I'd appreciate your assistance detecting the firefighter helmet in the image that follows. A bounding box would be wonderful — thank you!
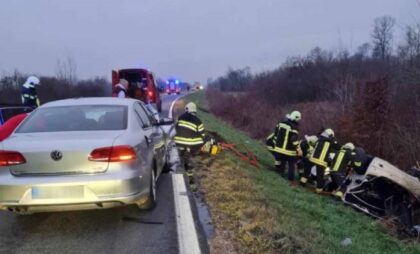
[287,110,301,122]
[185,102,197,113]
[321,128,335,138]
[343,142,355,151]
[26,76,40,86]
[305,135,318,146]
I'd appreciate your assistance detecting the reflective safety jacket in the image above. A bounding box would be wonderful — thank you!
[331,147,356,173]
[21,84,39,108]
[309,136,339,167]
[174,112,205,147]
[266,119,299,157]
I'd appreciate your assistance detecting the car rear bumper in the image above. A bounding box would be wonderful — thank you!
[0,172,149,213]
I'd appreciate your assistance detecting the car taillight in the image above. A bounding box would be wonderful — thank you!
[148,91,154,98]
[0,150,26,167]
[89,146,137,162]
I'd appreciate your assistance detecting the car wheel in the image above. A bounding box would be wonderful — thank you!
[140,170,157,210]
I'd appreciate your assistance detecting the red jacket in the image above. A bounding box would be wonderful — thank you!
[0,113,28,142]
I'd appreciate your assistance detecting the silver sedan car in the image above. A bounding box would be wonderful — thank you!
[0,98,172,214]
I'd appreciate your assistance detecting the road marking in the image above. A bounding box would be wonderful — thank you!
[168,94,185,119]
[169,93,202,254]
[172,174,201,254]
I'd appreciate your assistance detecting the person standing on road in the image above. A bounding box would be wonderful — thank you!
[21,76,41,108]
[266,111,301,184]
[174,102,206,171]
[305,128,340,193]
[115,79,129,98]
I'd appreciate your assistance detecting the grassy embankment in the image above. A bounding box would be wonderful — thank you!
[181,91,420,254]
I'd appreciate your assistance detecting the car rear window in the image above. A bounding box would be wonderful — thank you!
[16,105,128,133]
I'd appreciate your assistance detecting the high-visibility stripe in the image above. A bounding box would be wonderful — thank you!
[319,142,330,162]
[23,94,36,99]
[309,157,328,167]
[354,161,362,167]
[174,136,204,145]
[274,160,281,166]
[178,123,197,132]
[332,150,345,171]
[175,140,204,145]
[266,133,274,140]
[300,177,308,183]
[268,146,297,156]
[178,120,198,129]
[175,136,203,142]
[283,127,289,150]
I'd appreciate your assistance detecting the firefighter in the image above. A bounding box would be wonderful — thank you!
[330,142,356,198]
[21,76,40,108]
[298,135,318,184]
[266,111,301,183]
[115,79,129,98]
[174,102,206,171]
[352,147,373,175]
[306,128,339,193]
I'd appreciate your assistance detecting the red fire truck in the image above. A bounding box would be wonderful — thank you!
[112,68,162,112]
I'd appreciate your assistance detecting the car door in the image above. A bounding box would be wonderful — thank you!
[133,102,165,175]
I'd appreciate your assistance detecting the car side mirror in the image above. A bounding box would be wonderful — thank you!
[158,118,174,126]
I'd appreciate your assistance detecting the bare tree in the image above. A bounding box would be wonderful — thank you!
[398,24,420,62]
[355,43,371,59]
[55,55,78,84]
[371,16,396,60]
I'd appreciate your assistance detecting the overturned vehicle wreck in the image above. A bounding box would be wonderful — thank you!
[343,157,420,235]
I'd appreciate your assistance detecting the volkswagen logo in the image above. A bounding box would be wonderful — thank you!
[50,150,63,161]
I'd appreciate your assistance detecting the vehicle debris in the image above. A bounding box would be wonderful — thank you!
[343,158,420,236]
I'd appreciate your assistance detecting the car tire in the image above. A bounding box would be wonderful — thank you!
[140,170,157,210]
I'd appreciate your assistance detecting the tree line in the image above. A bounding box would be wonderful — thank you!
[207,16,420,169]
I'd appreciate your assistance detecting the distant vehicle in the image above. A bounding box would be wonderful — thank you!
[166,79,181,95]
[193,82,204,91]
[0,98,174,214]
[112,69,162,112]
[0,105,33,126]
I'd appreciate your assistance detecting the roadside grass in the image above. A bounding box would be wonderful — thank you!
[184,91,420,254]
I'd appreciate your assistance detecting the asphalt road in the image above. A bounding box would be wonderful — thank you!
[0,93,193,254]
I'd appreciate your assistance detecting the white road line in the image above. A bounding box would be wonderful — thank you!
[172,174,201,254]
[168,94,185,119]
[169,93,202,254]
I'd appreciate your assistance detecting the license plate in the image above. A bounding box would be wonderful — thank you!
[32,186,84,199]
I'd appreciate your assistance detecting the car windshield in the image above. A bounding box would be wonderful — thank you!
[16,105,128,133]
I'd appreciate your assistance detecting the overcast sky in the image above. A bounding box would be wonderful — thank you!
[0,0,419,83]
